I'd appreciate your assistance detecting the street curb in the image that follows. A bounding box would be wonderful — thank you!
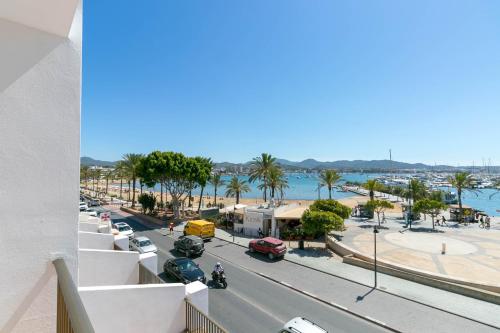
[204,247,400,333]
[214,236,500,331]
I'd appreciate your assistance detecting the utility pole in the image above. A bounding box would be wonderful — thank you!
[373,225,379,288]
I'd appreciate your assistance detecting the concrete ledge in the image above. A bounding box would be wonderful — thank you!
[327,237,500,304]
[120,207,165,227]
[343,255,500,305]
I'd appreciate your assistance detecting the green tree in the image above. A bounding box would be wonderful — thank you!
[138,193,157,215]
[194,157,213,213]
[447,172,478,222]
[301,210,344,238]
[210,173,225,206]
[121,153,144,208]
[364,179,381,201]
[309,199,351,219]
[319,170,341,200]
[407,179,428,201]
[225,176,250,204]
[249,153,277,202]
[365,200,394,226]
[114,161,127,199]
[91,168,101,197]
[414,199,447,230]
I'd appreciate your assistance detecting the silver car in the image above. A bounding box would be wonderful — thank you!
[130,236,157,254]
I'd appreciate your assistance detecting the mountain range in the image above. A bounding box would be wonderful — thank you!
[81,156,478,171]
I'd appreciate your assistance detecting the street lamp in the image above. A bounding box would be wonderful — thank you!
[373,225,379,288]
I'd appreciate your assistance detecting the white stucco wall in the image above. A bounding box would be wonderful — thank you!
[0,1,81,332]
[79,284,187,333]
[186,282,209,315]
[139,252,158,274]
[79,221,100,232]
[79,232,115,250]
[78,249,140,287]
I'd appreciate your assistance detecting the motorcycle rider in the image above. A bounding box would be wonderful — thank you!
[212,262,227,287]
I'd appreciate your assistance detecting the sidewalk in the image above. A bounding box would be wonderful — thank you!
[214,228,500,328]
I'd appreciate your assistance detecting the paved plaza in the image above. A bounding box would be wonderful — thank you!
[343,216,500,286]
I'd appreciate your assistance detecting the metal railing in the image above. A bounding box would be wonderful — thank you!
[185,299,227,333]
[139,262,164,284]
[53,258,94,333]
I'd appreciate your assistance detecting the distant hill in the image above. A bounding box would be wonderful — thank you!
[81,157,117,167]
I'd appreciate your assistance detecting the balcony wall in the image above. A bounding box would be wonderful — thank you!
[79,249,139,287]
[79,284,186,333]
[79,231,115,250]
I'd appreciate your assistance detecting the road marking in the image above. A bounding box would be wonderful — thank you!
[364,316,387,326]
[223,286,287,324]
[302,291,318,298]
[280,281,292,287]
[330,302,348,311]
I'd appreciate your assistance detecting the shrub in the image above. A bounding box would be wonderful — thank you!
[309,199,351,219]
[138,193,156,215]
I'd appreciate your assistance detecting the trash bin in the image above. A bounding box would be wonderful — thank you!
[298,239,304,250]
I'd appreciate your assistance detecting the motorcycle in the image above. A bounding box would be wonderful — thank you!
[211,270,227,289]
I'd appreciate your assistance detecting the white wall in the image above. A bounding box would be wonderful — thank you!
[186,282,209,315]
[79,284,187,333]
[79,232,115,250]
[79,222,100,233]
[140,252,158,274]
[0,2,81,332]
[79,249,139,287]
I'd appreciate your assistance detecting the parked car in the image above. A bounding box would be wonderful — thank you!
[163,257,206,284]
[279,317,328,333]
[130,236,157,253]
[79,202,88,211]
[248,237,286,260]
[84,209,98,217]
[113,222,135,239]
[174,235,204,257]
[88,199,100,207]
[183,220,215,240]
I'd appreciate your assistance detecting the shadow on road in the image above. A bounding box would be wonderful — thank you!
[288,247,334,259]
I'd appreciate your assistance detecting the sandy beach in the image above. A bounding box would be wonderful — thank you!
[82,181,403,213]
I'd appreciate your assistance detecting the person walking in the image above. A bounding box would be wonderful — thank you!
[169,222,174,235]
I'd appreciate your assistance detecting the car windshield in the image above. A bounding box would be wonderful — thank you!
[139,240,152,247]
[118,226,131,232]
[177,261,198,272]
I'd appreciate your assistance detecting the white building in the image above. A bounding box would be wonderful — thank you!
[0,2,214,332]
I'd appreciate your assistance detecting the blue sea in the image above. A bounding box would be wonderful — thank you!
[140,172,500,216]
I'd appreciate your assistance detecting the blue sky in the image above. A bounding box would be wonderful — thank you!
[82,1,500,165]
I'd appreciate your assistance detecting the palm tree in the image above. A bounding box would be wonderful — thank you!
[225,176,250,204]
[92,168,101,197]
[114,161,126,199]
[319,169,341,199]
[448,172,478,222]
[80,165,90,189]
[103,168,114,195]
[407,179,428,202]
[266,167,288,199]
[249,153,277,202]
[121,153,144,208]
[210,173,225,206]
[364,179,380,201]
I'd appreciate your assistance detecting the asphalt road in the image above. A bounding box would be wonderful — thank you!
[104,208,390,333]
[100,206,499,333]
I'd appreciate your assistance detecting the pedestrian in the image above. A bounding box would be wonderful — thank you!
[169,222,174,235]
[258,227,263,238]
[382,212,386,223]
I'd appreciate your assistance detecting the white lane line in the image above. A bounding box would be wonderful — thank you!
[330,302,348,311]
[223,286,288,324]
[364,316,387,326]
[302,291,318,298]
[280,281,292,287]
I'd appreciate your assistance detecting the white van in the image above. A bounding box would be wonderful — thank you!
[280,317,328,333]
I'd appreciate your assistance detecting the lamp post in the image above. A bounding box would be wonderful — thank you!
[233,204,236,243]
[373,225,379,288]
[408,182,413,229]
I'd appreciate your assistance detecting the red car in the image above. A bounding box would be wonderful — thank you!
[248,237,287,260]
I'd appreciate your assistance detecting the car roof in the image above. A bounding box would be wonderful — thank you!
[283,317,328,333]
[262,237,282,245]
[185,235,203,241]
[172,257,192,264]
[135,236,149,242]
[114,222,127,226]
[187,220,213,226]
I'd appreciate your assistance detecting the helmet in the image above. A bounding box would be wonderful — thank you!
[216,262,221,267]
